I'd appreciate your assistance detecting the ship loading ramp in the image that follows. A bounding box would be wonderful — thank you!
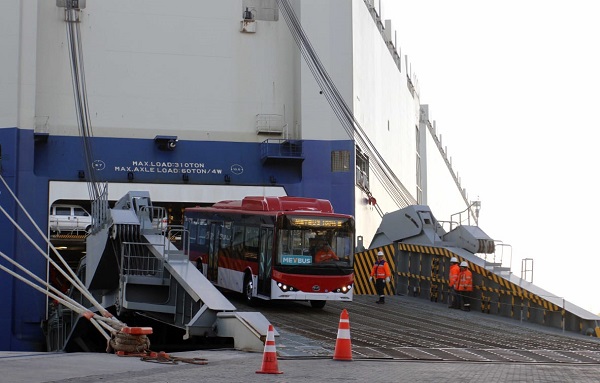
[46,191,273,353]
[354,205,600,336]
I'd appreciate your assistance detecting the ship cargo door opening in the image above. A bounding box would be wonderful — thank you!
[258,226,274,297]
[46,180,287,283]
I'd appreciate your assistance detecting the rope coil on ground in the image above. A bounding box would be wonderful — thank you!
[107,326,208,365]
[107,330,151,354]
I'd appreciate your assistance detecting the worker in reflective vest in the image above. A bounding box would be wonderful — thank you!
[369,251,392,304]
[314,242,339,263]
[456,261,473,311]
[448,257,460,309]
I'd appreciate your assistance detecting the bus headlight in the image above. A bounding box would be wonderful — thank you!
[334,284,353,294]
[277,282,297,292]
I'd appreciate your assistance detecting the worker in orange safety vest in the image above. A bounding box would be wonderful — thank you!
[369,251,392,304]
[314,242,339,263]
[456,261,473,311]
[448,257,460,309]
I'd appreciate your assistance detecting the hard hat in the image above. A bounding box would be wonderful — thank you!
[460,261,468,268]
[377,251,384,257]
[450,257,458,263]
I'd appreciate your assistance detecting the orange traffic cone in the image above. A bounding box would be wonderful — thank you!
[256,324,283,374]
[333,308,352,361]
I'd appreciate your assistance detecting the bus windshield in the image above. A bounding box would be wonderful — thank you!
[277,215,354,267]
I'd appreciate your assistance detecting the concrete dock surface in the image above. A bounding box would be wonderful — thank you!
[3,348,600,383]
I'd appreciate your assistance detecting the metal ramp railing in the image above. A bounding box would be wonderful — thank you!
[353,241,600,336]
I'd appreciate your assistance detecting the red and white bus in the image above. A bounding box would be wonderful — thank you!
[183,196,354,308]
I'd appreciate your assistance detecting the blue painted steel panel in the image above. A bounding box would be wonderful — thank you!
[33,135,355,214]
[1,128,48,351]
[1,131,356,351]
[0,128,19,351]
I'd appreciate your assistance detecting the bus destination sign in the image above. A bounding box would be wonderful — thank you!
[288,216,345,228]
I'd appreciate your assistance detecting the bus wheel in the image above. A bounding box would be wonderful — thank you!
[243,274,255,305]
[310,300,326,309]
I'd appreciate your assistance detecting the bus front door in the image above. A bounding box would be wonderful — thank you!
[207,222,221,283]
[257,227,273,297]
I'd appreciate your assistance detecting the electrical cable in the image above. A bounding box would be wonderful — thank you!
[65,7,102,202]
[278,0,417,210]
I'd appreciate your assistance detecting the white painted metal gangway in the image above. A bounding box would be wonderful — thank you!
[362,205,600,336]
[46,190,273,352]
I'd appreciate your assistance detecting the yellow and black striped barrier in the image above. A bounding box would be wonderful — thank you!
[354,245,395,296]
[353,242,600,337]
[352,243,600,333]
[354,242,561,312]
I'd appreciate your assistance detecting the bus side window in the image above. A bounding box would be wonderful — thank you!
[244,226,259,261]
[194,222,208,260]
[232,225,245,259]
[220,223,232,249]
[197,225,207,245]
[189,221,198,244]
